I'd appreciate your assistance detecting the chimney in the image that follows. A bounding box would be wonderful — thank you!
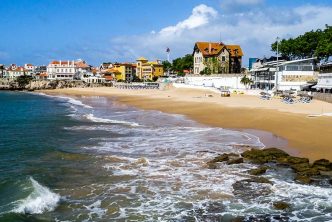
[209,42,211,54]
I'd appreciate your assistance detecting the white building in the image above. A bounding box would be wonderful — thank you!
[313,62,332,93]
[251,57,316,91]
[47,60,76,80]
[276,58,316,91]
[4,64,26,79]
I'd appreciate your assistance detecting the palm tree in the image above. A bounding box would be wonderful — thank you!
[240,75,253,89]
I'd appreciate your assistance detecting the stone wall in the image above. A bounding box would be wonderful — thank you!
[313,92,332,103]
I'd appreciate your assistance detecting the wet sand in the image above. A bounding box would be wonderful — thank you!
[40,87,332,161]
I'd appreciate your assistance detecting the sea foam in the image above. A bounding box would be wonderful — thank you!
[12,177,60,214]
[85,114,139,127]
[35,93,92,109]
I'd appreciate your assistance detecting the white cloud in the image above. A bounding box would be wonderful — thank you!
[159,4,217,36]
[109,4,332,66]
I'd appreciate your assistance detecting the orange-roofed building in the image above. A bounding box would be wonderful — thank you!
[47,60,76,80]
[193,42,243,74]
[5,64,28,79]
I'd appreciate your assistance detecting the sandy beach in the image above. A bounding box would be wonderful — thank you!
[41,86,332,161]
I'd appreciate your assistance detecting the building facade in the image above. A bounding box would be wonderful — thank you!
[193,42,243,75]
[47,60,76,80]
[313,62,332,93]
[136,57,163,80]
[113,63,135,82]
[4,64,27,79]
[251,57,316,91]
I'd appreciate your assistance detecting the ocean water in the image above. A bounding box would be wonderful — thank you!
[0,91,331,222]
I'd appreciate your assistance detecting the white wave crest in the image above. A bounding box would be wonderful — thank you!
[12,177,60,214]
[35,93,92,109]
[85,114,139,127]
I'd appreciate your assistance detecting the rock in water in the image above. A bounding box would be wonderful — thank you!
[248,166,269,175]
[273,201,291,211]
[227,157,243,165]
[232,177,272,199]
[312,159,332,171]
[241,148,289,164]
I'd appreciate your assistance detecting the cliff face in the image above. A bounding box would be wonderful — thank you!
[0,79,111,90]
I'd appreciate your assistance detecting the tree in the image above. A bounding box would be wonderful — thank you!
[240,75,253,89]
[271,25,332,60]
[16,75,33,89]
[162,60,172,72]
[172,54,193,74]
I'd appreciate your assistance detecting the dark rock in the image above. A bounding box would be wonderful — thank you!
[241,148,289,164]
[210,153,230,163]
[248,166,269,175]
[273,201,291,210]
[227,157,243,165]
[312,159,332,171]
[296,167,320,176]
[277,156,309,165]
[232,177,272,199]
[207,162,217,169]
[295,175,312,184]
[313,159,330,167]
[290,162,311,172]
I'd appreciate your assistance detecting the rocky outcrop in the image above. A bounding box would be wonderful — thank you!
[247,166,269,176]
[232,177,273,199]
[208,147,332,186]
[0,79,111,91]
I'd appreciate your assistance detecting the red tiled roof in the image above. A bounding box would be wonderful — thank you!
[195,42,226,56]
[195,42,244,57]
[50,60,73,65]
[226,45,244,57]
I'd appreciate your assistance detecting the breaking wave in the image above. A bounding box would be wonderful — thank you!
[84,113,139,127]
[12,177,60,214]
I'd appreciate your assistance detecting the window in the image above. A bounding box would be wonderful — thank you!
[222,56,226,62]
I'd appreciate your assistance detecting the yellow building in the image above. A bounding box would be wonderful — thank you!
[112,63,135,81]
[136,57,164,80]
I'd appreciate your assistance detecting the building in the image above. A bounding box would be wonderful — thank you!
[250,57,287,90]
[251,57,316,91]
[193,42,243,75]
[276,58,316,91]
[74,60,91,80]
[248,58,258,71]
[0,64,5,78]
[313,62,332,93]
[47,60,76,80]
[4,64,27,79]
[112,63,135,82]
[136,57,163,80]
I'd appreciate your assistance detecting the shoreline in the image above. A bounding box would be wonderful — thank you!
[38,87,332,161]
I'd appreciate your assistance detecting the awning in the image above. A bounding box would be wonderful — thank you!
[312,85,332,89]
[251,68,269,72]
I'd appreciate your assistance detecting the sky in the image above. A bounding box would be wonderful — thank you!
[0,0,331,66]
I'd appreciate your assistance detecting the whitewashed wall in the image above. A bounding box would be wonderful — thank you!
[182,75,247,90]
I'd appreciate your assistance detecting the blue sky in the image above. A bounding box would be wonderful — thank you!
[0,0,331,66]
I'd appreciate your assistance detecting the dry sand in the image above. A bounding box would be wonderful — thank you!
[40,86,332,161]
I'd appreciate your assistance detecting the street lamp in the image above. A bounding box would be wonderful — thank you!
[275,37,280,91]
